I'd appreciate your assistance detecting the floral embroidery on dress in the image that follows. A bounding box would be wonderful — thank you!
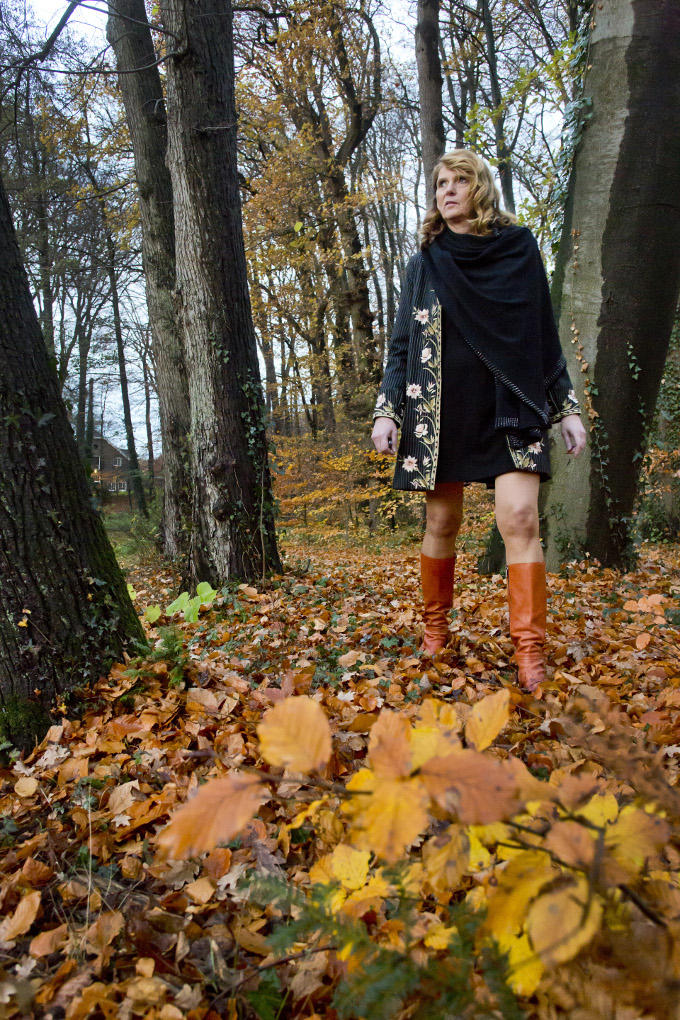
[506,432,547,471]
[405,303,442,490]
[402,455,418,472]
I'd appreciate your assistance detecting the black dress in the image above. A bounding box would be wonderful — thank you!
[435,303,551,488]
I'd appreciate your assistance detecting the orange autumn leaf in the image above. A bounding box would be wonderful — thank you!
[85,910,125,956]
[420,750,521,823]
[465,690,510,751]
[30,923,69,958]
[636,632,652,650]
[257,695,331,772]
[368,710,411,778]
[157,774,265,858]
[0,890,41,943]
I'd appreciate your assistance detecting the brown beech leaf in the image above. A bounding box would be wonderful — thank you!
[257,695,331,772]
[30,923,69,958]
[157,774,265,858]
[368,710,411,778]
[419,750,521,823]
[0,889,41,943]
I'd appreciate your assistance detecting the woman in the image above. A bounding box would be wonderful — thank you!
[371,150,586,692]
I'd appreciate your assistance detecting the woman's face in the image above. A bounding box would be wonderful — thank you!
[436,167,473,232]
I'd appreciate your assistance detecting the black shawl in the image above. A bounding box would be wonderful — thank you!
[423,224,565,437]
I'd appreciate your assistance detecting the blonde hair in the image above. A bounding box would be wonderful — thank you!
[419,149,516,249]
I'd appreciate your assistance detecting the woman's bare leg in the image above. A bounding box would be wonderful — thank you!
[494,471,545,692]
[423,481,464,558]
[419,482,464,653]
[494,472,542,563]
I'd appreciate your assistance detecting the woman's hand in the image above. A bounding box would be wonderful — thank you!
[372,416,398,456]
[560,414,586,456]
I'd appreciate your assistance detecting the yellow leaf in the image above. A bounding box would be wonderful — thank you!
[409,725,461,769]
[157,774,265,858]
[329,844,371,890]
[526,877,602,964]
[257,696,331,772]
[368,711,411,778]
[0,890,41,943]
[424,922,457,950]
[347,775,429,863]
[576,793,618,828]
[30,922,68,958]
[342,872,393,918]
[14,776,38,798]
[484,852,555,947]
[505,932,545,997]
[604,806,669,879]
[465,690,510,751]
[422,825,469,901]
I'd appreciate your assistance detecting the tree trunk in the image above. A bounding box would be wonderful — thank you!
[0,173,144,750]
[104,228,149,518]
[107,0,192,558]
[159,0,280,583]
[85,377,94,470]
[142,346,156,495]
[543,0,680,568]
[480,0,516,213]
[416,0,446,205]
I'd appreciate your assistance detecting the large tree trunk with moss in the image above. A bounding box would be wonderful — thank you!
[159,0,280,583]
[543,0,680,568]
[0,174,145,750]
[107,0,192,559]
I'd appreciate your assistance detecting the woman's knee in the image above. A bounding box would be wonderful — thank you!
[496,502,539,542]
[425,501,463,540]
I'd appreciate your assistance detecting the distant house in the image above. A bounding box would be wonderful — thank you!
[91,431,130,494]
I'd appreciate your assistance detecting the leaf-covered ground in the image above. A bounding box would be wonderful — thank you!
[1,528,680,1019]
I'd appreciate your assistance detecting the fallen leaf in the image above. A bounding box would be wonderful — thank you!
[257,695,332,772]
[158,773,265,858]
[14,776,38,798]
[465,689,510,751]
[0,890,41,943]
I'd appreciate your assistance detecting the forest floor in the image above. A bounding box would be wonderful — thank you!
[1,508,680,1019]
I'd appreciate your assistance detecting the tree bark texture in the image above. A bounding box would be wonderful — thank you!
[416,0,445,206]
[0,174,144,749]
[544,0,680,568]
[107,0,192,558]
[159,0,280,584]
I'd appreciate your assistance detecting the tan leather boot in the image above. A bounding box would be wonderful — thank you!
[507,561,546,692]
[420,552,456,654]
